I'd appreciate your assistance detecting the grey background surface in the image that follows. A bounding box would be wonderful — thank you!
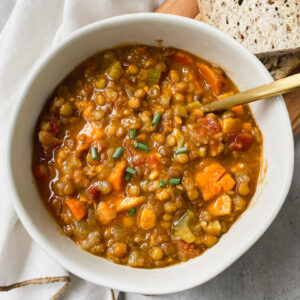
[1,1,299,299]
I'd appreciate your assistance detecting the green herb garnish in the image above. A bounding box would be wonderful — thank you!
[112,147,124,159]
[91,147,98,160]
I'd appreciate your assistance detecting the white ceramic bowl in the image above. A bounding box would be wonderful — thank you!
[6,13,294,294]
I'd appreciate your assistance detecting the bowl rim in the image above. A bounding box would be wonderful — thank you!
[5,12,294,294]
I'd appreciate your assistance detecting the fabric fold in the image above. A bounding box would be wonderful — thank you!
[0,0,163,299]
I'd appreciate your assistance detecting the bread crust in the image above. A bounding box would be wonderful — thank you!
[197,0,300,56]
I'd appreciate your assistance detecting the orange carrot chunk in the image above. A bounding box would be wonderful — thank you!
[139,204,156,230]
[66,199,87,221]
[98,201,117,224]
[231,105,244,116]
[172,50,194,66]
[207,194,232,216]
[75,122,103,152]
[221,118,242,134]
[195,163,235,201]
[197,63,225,96]
[108,160,127,191]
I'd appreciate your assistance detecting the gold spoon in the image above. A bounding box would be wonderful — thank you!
[202,73,300,113]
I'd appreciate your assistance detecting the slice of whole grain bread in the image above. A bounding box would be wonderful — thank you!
[197,0,300,56]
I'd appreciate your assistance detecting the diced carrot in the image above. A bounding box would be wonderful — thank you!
[172,50,194,66]
[243,122,252,132]
[116,196,145,212]
[207,194,232,216]
[122,215,135,227]
[197,63,225,96]
[75,122,103,152]
[66,199,87,221]
[98,201,116,224]
[138,204,156,230]
[231,105,244,116]
[108,160,127,191]
[195,163,235,201]
[196,163,225,185]
[221,118,242,134]
[218,174,236,192]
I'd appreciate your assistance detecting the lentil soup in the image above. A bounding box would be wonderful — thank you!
[32,45,262,268]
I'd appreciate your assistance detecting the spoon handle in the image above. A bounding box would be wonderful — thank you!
[203,73,300,112]
[156,0,300,136]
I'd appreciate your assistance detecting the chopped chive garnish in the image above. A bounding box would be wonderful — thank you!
[91,147,98,160]
[128,208,136,215]
[152,113,161,127]
[129,128,136,139]
[125,173,131,181]
[169,178,181,185]
[112,147,124,159]
[175,147,188,154]
[160,179,167,188]
[126,166,137,175]
[134,142,149,152]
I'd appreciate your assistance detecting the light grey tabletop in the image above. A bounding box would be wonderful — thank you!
[1,1,299,299]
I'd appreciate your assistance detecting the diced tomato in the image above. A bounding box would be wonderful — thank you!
[131,154,146,166]
[49,117,60,135]
[124,140,146,166]
[223,133,236,143]
[229,132,254,151]
[229,139,243,151]
[120,76,130,86]
[197,116,221,136]
[84,84,91,97]
[146,153,162,170]
[172,51,194,66]
[87,185,100,200]
[176,240,201,261]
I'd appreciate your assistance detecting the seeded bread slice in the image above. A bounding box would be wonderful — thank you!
[197,0,300,56]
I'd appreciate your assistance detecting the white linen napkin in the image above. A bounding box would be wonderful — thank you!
[0,1,163,299]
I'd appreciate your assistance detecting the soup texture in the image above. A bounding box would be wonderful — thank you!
[32,45,262,268]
